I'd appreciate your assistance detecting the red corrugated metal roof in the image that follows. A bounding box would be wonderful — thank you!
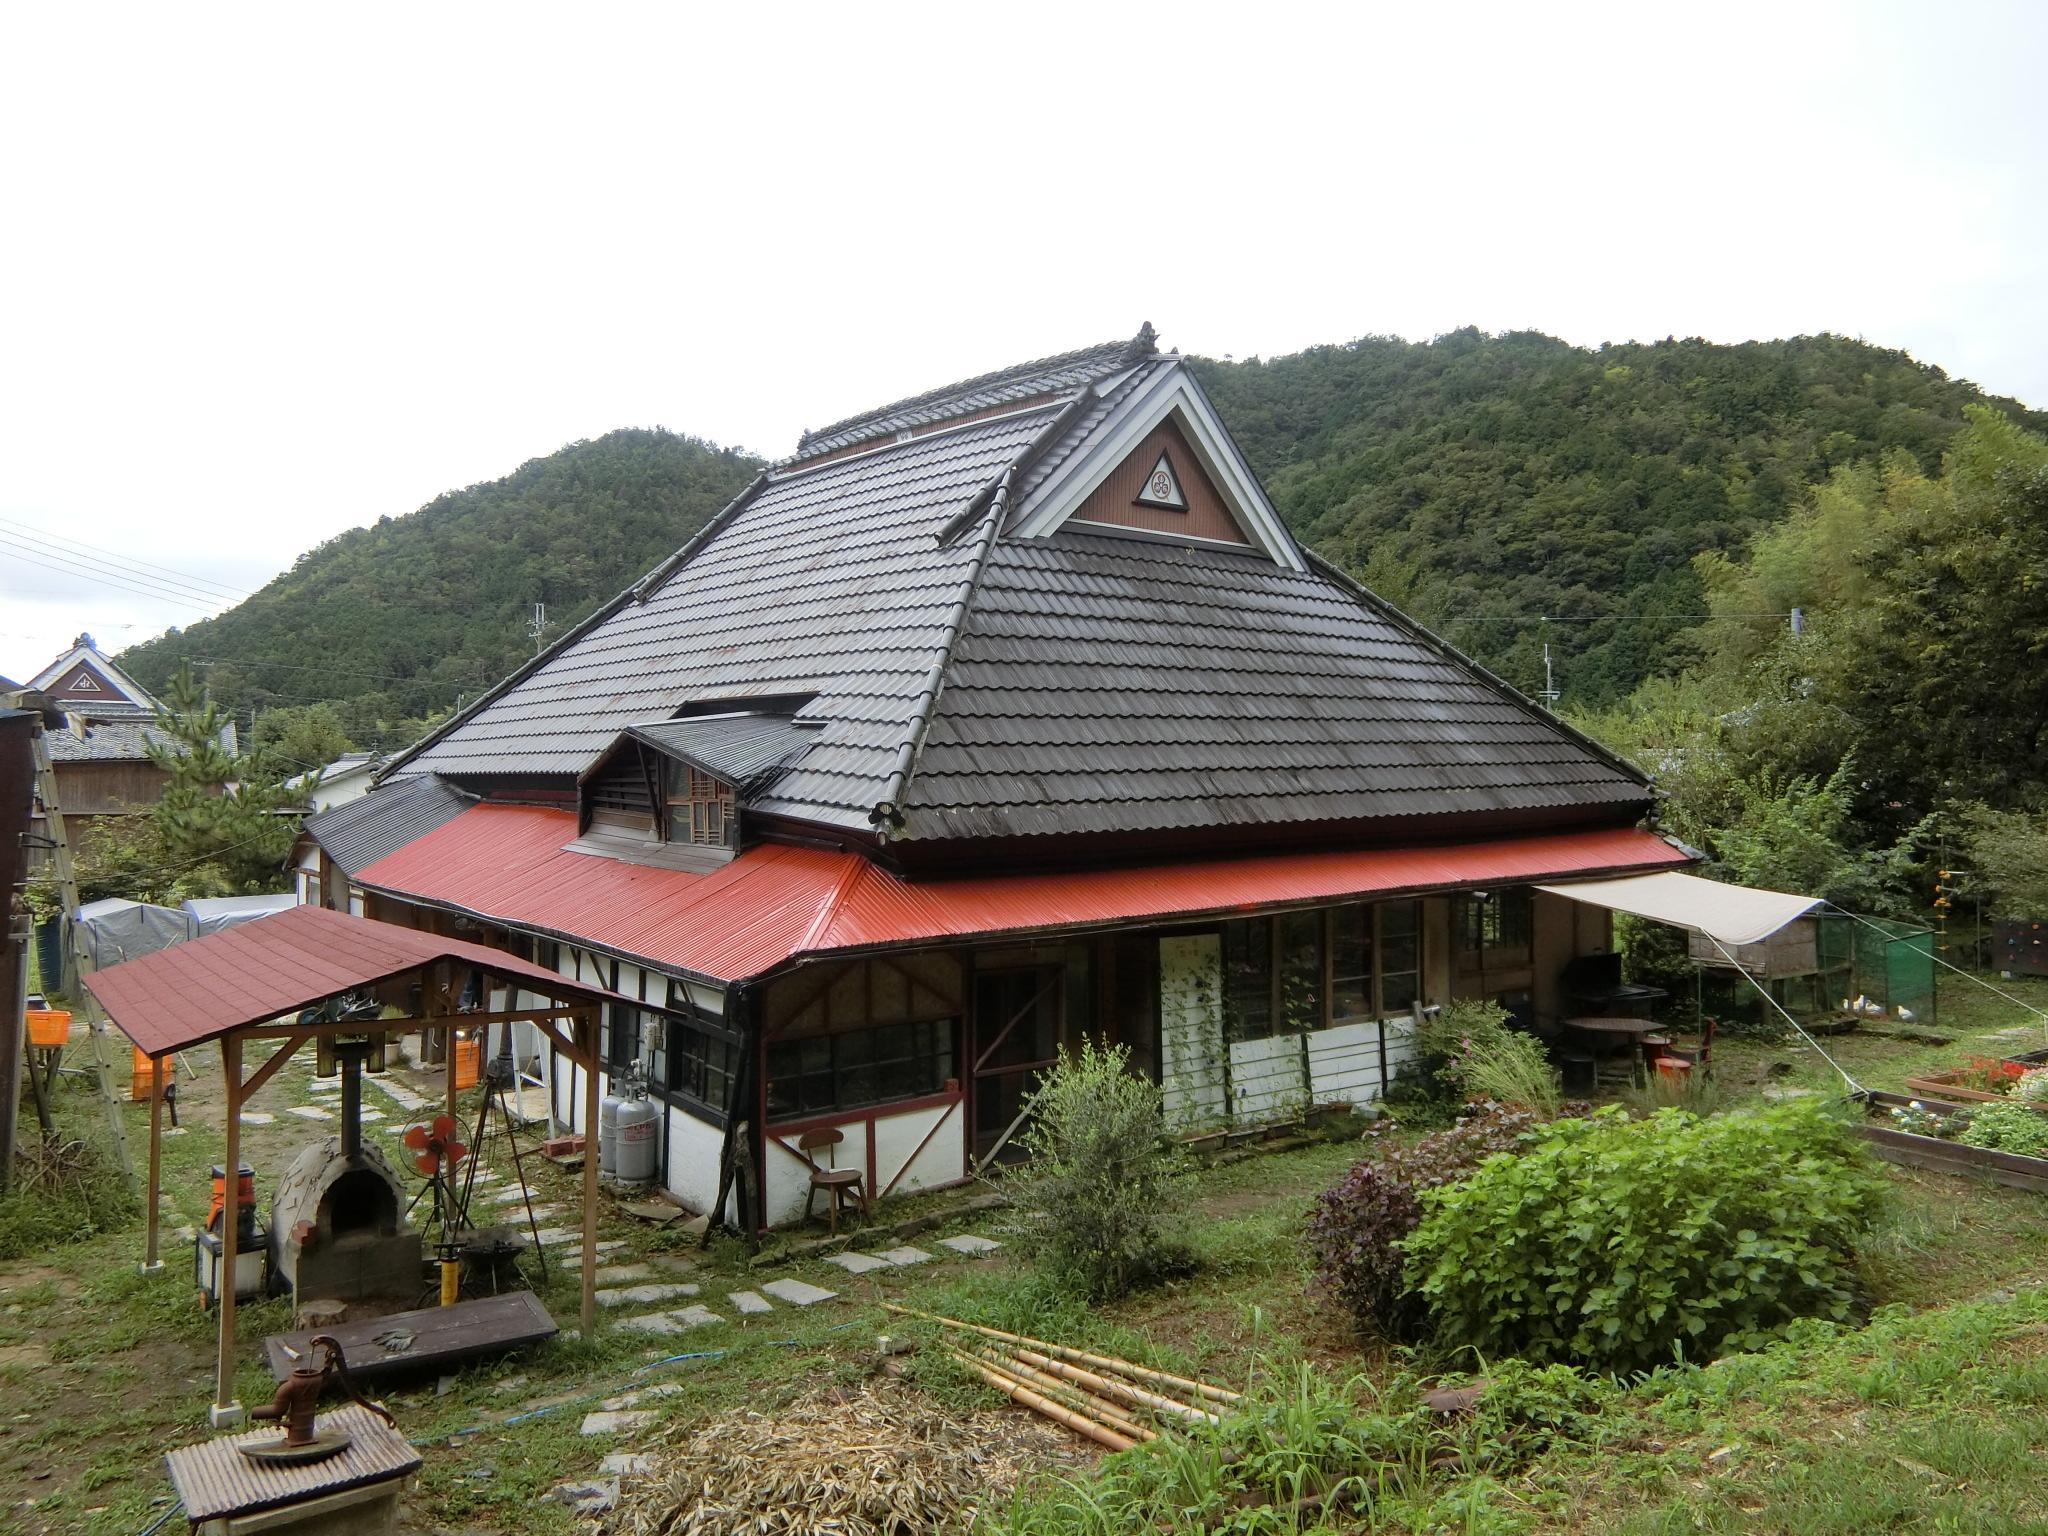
[355,804,1687,985]
[84,902,627,1057]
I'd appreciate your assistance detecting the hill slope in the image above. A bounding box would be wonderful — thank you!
[1192,329,2046,701]
[119,429,762,740]
[121,333,2043,737]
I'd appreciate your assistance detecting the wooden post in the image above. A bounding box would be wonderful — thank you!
[580,1006,599,1340]
[440,971,458,1123]
[143,1054,165,1272]
[213,1033,243,1425]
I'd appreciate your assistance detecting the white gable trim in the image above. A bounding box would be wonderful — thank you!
[1010,360,1306,571]
[27,644,158,708]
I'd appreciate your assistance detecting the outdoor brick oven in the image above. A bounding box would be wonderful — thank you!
[268,1043,422,1301]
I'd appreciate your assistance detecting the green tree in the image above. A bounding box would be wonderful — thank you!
[146,664,303,894]
[249,702,353,784]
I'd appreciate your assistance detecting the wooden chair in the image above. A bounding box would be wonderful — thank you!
[798,1127,867,1235]
[1653,1017,1718,1081]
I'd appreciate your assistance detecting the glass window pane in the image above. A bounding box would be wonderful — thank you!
[1222,918,1273,1042]
[1279,910,1324,1034]
[1331,904,1371,1021]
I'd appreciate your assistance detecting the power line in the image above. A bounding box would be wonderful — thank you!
[0,527,247,610]
[0,540,230,615]
[0,513,254,600]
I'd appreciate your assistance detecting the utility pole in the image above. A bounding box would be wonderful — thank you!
[528,602,549,656]
[1537,625,1560,710]
[28,724,136,1189]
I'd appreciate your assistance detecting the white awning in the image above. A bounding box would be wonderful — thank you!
[1535,869,1823,950]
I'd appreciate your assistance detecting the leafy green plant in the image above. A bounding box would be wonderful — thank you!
[1404,1102,1888,1372]
[2013,1068,2048,1105]
[1003,1041,1193,1301]
[1957,1101,2048,1157]
[1414,998,1560,1115]
[1307,1104,1542,1338]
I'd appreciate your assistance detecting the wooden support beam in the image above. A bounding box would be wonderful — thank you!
[240,1035,307,1102]
[143,1054,164,1272]
[214,1034,243,1421]
[579,1007,599,1340]
[528,1014,594,1072]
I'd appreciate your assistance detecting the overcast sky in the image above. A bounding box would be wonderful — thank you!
[4,1,2043,684]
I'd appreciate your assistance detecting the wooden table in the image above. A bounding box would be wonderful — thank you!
[1564,1016,1666,1046]
[265,1290,556,1385]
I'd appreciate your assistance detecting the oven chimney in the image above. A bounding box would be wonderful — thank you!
[336,1039,371,1160]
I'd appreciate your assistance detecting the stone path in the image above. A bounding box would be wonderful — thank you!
[616,1304,724,1336]
[938,1234,1000,1256]
[285,1105,334,1121]
[365,1074,429,1113]
[239,1110,274,1125]
[596,1282,699,1309]
[728,1290,773,1316]
[579,1408,656,1435]
[594,1263,655,1285]
[759,1277,838,1307]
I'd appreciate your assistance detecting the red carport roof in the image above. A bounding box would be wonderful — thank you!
[83,901,626,1057]
[353,803,1688,986]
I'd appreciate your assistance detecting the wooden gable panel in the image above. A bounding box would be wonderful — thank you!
[1068,418,1247,546]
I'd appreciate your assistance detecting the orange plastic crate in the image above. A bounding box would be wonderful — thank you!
[130,1046,163,1102]
[25,1010,71,1049]
[452,1036,481,1091]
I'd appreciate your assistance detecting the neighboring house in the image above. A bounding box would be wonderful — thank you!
[290,751,383,814]
[302,326,1686,1230]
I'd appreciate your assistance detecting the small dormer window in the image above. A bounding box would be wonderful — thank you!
[669,762,736,849]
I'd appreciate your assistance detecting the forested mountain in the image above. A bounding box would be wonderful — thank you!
[119,430,762,745]
[119,332,2043,746]
[1191,330,2046,702]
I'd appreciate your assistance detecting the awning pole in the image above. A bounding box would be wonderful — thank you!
[1703,933,1863,1093]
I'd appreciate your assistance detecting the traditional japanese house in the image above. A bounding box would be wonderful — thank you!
[302,326,1686,1228]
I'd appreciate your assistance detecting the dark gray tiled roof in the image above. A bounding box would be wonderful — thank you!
[891,531,1649,841]
[793,329,1151,460]
[403,409,1059,829]
[626,714,824,794]
[306,775,473,877]
[44,718,176,763]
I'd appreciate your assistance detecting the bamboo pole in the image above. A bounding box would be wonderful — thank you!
[1009,1345,1220,1425]
[973,1350,1157,1442]
[950,1350,1137,1452]
[884,1304,1241,1405]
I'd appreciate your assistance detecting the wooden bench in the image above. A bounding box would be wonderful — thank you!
[264,1290,556,1385]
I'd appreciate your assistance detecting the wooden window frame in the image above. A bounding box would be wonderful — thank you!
[1453,888,1534,975]
[1221,899,1425,1040]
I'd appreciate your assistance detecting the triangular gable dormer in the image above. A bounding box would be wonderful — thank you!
[1009,359,1306,570]
[27,639,160,711]
[65,670,104,693]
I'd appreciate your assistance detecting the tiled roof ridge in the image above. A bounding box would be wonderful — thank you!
[793,324,1158,460]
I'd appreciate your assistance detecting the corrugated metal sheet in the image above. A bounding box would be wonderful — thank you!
[627,714,824,793]
[164,1403,421,1521]
[354,802,1686,984]
[305,774,473,876]
[84,902,630,1057]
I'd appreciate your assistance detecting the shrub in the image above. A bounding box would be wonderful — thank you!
[1957,1101,2048,1157]
[1308,1104,1542,1337]
[1414,998,1561,1115]
[1005,1041,1191,1301]
[1404,1101,1887,1372]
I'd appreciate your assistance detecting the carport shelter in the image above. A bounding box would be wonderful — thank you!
[83,902,630,1425]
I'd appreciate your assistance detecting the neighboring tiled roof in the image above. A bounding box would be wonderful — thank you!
[792,328,1153,461]
[625,714,824,794]
[44,717,176,763]
[304,774,473,876]
[355,800,1686,984]
[891,531,1649,841]
[401,408,1060,828]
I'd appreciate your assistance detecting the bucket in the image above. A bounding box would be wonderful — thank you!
[26,1009,71,1049]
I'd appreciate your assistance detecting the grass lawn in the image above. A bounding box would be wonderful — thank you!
[4,968,2048,1534]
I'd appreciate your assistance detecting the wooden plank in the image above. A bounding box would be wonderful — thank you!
[263,1291,557,1384]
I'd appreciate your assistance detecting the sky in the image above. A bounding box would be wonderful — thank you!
[3,1,2044,684]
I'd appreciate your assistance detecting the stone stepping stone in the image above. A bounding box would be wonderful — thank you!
[493,1186,541,1205]
[239,1111,275,1125]
[615,1304,724,1336]
[579,1409,656,1435]
[358,1109,385,1123]
[728,1290,773,1316]
[285,1105,334,1121]
[938,1235,1001,1257]
[760,1277,837,1307]
[530,1227,577,1246]
[647,1255,696,1276]
[825,1251,893,1274]
[600,1384,683,1410]
[365,1076,428,1111]
[559,1241,628,1264]
[877,1246,934,1266]
[600,1452,651,1478]
[308,1077,340,1092]
[595,1263,655,1285]
[596,1283,699,1309]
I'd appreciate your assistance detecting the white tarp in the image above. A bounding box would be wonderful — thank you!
[1535,870,1822,950]
[180,893,296,939]
[70,897,186,970]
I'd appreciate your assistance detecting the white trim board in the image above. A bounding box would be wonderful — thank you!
[1008,360,1306,571]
